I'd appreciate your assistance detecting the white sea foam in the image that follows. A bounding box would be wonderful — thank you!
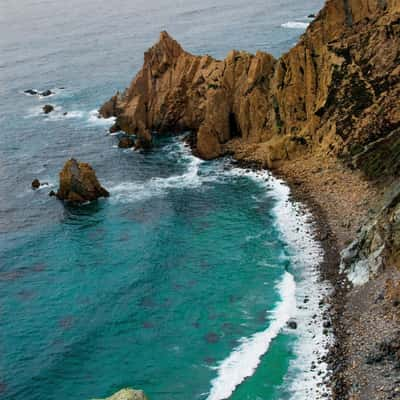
[204,166,332,400]
[106,141,332,398]
[206,272,296,400]
[281,21,310,29]
[108,143,208,204]
[87,109,116,126]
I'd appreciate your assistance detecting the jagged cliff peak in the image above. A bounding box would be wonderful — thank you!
[100,0,400,174]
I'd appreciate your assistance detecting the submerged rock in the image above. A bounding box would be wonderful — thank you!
[24,89,38,95]
[287,320,298,329]
[134,130,152,150]
[43,104,54,114]
[41,89,53,97]
[92,388,148,400]
[31,179,40,189]
[118,136,134,148]
[56,158,109,203]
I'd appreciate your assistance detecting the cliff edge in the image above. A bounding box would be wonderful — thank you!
[100,0,399,175]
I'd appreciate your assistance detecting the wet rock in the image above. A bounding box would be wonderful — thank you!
[308,13,316,18]
[134,130,152,150]
[118,136,134,148]
[91,388,148,400]
[63,112,68,116]
[49,190,56,197]
[31,179,40,189]
[42,104,54,114]
[323,320,332,329]
[56,158,109,203]
[40,90,53,97]
[109,122,121,133]
[24,89,38,95]
[287,320,298,329]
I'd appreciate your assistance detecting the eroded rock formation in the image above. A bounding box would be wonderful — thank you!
[92,388,148,400]
[100,0,399,170]
[56,159,109,203]
[94,388,147,400]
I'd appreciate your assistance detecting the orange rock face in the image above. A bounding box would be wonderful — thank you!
[101,0,400,174]
[57,159,110,203]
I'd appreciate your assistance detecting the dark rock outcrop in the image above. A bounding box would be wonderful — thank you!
[56,159,109,203]
[41,90,53,97]
[43,104,54,114]
[24,89,38,95]
[341,185,400,285]
[118,136,135,148]
[31,179,40,189]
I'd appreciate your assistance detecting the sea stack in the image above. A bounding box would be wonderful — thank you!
[56,158,109,203]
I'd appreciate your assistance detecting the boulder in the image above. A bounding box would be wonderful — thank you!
[31,179,40,189]
[43,105,54,114]
[118,136,135,148]
[287,320,298,329]
[24,89,38,95]
[56,159,109,203]
[134,130,152,150]
[92,388,148,400]
[40,90,53,97]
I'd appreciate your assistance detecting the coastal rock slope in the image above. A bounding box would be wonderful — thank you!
[101,0,399,173]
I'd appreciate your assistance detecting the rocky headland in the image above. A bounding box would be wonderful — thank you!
[100,0,400,398]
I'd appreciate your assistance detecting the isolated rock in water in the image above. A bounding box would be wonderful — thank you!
[56,158,109,203]
[118,136,135,148]
[92,388,149,400]
[287,320,298,329]
[41,90,53,97]
[308,14,316,18]
[31,179,40,189]
[24,89,38,95]
[43,104,54,114]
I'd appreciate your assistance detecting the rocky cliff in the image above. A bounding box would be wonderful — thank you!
[100,0,399,172]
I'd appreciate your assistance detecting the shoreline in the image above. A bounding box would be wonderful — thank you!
[232,153,382,399]
[273,167,348,399]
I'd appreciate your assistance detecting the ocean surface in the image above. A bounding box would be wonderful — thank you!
[0,1,330,399]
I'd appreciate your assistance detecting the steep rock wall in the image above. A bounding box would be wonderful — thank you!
[100,0,400,170]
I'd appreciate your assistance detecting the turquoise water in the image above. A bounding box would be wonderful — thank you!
[0,1,328,399]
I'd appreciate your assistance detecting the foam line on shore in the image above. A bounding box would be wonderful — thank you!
[281,21,310,29]
[203,165,332,399]
[206,271,296,400]
[240,168,332,399]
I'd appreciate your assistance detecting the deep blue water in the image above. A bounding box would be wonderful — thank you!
[0,1,328,399]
